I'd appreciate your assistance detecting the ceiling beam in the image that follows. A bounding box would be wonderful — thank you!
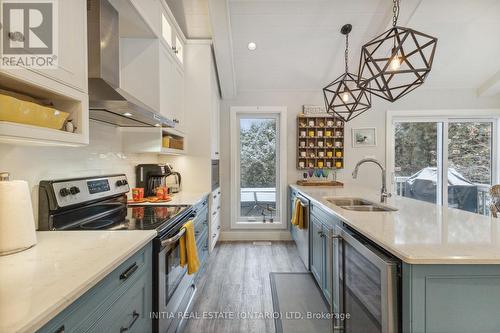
[478,70,500,97]
[208,0,237,99]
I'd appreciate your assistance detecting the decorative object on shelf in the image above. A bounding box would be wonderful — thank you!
[336,151,343,158]
[64,119,76,133]
[296,115,344,170]
[323,24,372,122]
[352,128,377,147]
[303,105,327,115]
[300,130,306,137]
[308,130,315,137]
[357,0,438,102]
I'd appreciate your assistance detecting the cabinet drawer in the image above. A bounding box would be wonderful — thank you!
[83,270,151,333]
[38,244,152,333]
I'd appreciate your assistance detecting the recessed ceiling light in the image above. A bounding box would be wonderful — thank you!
[154,123,161,127]
[247,42,257,51]
[123,112,133,117]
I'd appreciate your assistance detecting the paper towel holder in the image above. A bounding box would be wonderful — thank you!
[0,172,9,181]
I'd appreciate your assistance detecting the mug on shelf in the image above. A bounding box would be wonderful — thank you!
[317,130,323,137]
[299,161,305,168]
[308,120,315,127]
[325,130,332,137]
[318,161,324,168]
[327,151,333,157]
[308,130,315,137]
[300,130,306,137]
[300,141,306,147]
[318,151,325,157]
[336,151,342,158]
[318,141,324,147]
[327,120,334,127]
[300,151,307,157]
[335,161,342,168]
[326,161,332,168]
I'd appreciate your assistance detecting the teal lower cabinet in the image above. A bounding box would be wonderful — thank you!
[309,202,341,305]
[38,243,153,333]
[402,263,500,333]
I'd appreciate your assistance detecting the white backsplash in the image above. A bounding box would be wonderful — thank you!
[0,121,159,227]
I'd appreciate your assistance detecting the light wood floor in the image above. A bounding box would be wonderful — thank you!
[184,241,307,333]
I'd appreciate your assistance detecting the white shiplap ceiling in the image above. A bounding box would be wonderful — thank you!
[222,0,500,94]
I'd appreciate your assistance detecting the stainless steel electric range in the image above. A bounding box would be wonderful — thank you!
[38,174,198,333]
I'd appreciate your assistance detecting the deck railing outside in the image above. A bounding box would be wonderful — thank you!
[394,176,491,216]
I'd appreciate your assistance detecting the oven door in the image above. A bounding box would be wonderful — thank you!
[157,222,197,333]
[333,225,399,333]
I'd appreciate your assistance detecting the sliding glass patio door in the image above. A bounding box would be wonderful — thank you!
[391,118,495,215]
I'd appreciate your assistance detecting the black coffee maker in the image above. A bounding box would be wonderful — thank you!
[136,164,182,196]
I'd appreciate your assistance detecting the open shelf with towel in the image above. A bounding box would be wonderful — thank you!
[0,72,89,146]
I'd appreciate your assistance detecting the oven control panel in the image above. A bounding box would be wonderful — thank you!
[51,175,129,208]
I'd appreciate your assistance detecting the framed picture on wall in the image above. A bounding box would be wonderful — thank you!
[352,128,377,147]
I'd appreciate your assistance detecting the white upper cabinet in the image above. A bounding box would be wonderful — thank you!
[35,0,88,92]
[174,36,184,64]
[161,13,173,47]
[130,0,161,36]
[211,63,221,159]
[172,64,185,131]
[0,0,89,146]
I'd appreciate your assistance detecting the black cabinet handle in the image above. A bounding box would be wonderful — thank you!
[120,311,140,332]
[213,194,217,199]
[120,263,138,281]
[54,325,65,333]
[217,225,221,230]
[212,211,217,216]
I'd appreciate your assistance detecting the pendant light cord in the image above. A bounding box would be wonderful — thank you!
[392,0,400,27]
[344,33,349,73]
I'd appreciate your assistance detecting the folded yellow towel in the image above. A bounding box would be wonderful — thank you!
[291,198,305,229]
[179,220,200,274]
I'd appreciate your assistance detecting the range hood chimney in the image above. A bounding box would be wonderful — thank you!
[87,0,174,128]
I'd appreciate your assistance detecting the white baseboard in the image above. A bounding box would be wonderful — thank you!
[220,230,292,241]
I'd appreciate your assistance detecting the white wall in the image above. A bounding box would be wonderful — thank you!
[0,121,159,227]
[219,88,500,232]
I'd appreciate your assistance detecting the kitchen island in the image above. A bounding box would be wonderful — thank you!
[0,230,156,333]
[290,184,500,333]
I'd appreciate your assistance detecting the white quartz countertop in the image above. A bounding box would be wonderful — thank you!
[0,230,157,333]
[128,191,209,206]
[291,184,500,264]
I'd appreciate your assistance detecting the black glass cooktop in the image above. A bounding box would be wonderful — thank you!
[126,205,189,230]
[55,202,188,232]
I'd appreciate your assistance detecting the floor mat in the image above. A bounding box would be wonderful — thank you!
[270,272,333,333]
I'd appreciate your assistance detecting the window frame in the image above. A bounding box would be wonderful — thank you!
[386,109,500,210]
[230,106,287,230]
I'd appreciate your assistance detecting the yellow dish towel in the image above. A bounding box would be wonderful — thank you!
[179,220,200,275]
[291,198,305,229]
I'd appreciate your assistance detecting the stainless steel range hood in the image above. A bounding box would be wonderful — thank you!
[87,0,175,128]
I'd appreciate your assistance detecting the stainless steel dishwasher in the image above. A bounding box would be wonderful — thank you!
[332,225,400,333]
[290,190,310,269]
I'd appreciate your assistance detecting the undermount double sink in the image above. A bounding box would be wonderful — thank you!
[326,197,398,212]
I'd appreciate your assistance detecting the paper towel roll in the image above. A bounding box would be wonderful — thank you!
[0,180,37,255]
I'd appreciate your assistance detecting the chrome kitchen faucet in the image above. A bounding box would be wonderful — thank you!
[352,158,391,203]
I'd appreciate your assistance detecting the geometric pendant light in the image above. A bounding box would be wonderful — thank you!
[357,0,438,102]
[323,24,372,122]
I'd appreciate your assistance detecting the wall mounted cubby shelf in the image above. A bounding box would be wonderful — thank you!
[297,114,344,170]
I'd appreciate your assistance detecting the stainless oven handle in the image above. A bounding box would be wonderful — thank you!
[330,233,345,332]
[161,228,186,247]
